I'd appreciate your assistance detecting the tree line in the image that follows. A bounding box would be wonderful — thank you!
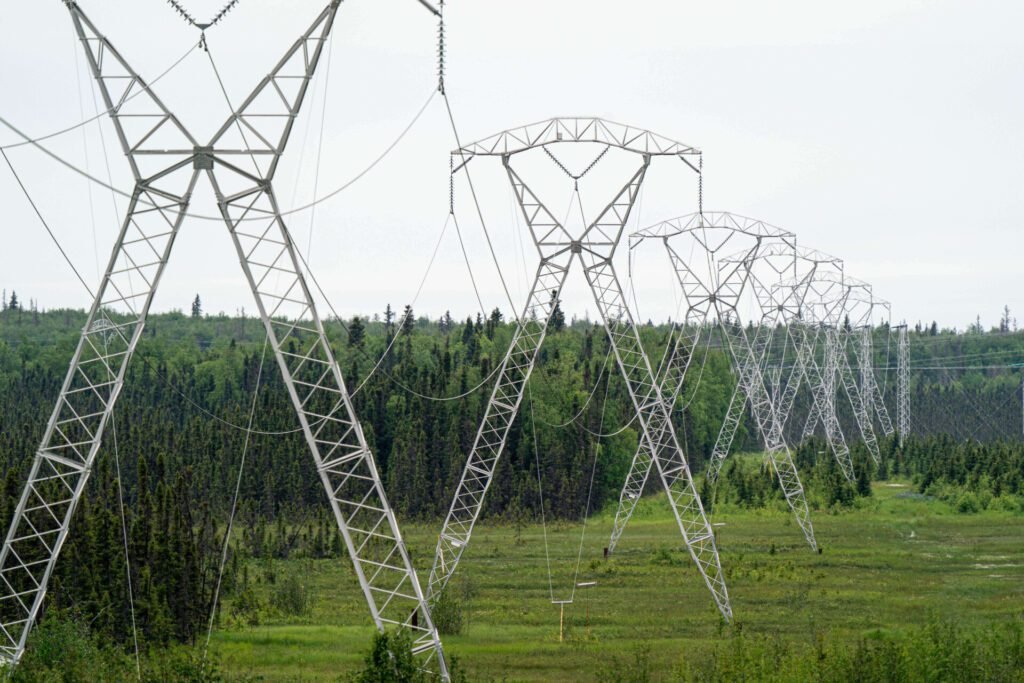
[0,304,1021,655]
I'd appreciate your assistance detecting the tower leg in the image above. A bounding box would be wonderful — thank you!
[857,328,894,437]
[897,325,910,446]
[719,322,817,550]
[0,171,197,663]
[583,258,731,620]
[427,253,571,600]
[835,331,881,464]
[706,382,747,484]
[790,326,854,481]
[209,172,448,677]
[706,323,773,484]
[607,323,701,554]
[775,325,808,434]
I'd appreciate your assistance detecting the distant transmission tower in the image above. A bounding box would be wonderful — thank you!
[772,249,855,481]
[897,323,910,445]
[854,298,894,440]
[801,274,881,464]
[427,119,732,623]
[613,213,817,552]
[0,2,448,675]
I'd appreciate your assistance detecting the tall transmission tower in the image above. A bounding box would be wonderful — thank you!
[853,297,895,440]
[427,118,732,623]
[833,276,890,463]
[897,323,910,445]
[610,213,817,552]
[712,245,820,478]
[0,3,448,676]
[770,251,854,480]
[797,273,882,464]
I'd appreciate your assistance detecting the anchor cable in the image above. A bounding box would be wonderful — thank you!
[111,413,142,680]
[203,336,268,662]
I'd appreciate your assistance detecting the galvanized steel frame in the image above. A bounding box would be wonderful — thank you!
[0,3,448,676]
[428,126,732,621]
[611,213,817,552]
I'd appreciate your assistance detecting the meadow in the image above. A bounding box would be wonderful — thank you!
[209,478,1024,681]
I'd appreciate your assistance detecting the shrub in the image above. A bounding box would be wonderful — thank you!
[12,613,134,683]
[431,588,464,636]
[955,491,980,514]
[269,574,313,617]
[229,584,263,626]
[598,642,653,683]
[349,629,426,683]
[676,617,1024,682]
[349,629,470,683]
[142,648,224,683]
[649,546,682,566]
[989,495,1022,512]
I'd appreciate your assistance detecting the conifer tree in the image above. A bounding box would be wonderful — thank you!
[549,290,565,332]
[348,315,366,348]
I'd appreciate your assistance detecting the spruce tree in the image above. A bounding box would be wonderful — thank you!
[549,290,565,332]
[348,315,366,348]
[401,305,415,335]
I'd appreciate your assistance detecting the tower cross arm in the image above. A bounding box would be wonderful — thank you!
[630,211,792,248]
[454,117,700,158]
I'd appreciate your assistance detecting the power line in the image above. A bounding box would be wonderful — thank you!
[0,43,197,150]
[203,336,268,663]
[442,93,518,316]
[292,230,505,403]
[569,367,609,603]
[110,413,141,681]
[10,134,498,430]
[1,149,95,298]
[0,88,438,222]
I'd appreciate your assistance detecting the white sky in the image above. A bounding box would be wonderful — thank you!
[0,0,1021,329]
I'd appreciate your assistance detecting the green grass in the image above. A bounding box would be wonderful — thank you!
[208,481,1024,681]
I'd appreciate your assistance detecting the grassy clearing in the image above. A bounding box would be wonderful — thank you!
[209,480,1024,681]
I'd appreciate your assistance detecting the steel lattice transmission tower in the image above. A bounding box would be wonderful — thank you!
[832,276,891,463]
[427,119,732,623]
[0,2,448,676]
[796,273,882,465]
[610,213,817,553]
[897,323,910,445]
[699,245,855,485]
[759,248,854,480]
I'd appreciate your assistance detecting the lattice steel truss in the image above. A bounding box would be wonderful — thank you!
[855,299,896,441]
[759,249,855,481]
[609,213,817,552]
[840,279,894,439]
[897,323,910,445]
[707,244,806,479]
[428,121,732,622]
[796,273,884,466]
[0,3,448,676]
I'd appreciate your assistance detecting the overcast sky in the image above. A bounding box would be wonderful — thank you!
[1,0,1021,330]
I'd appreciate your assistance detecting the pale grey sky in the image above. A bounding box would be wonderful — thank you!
[1,0,1021,329]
